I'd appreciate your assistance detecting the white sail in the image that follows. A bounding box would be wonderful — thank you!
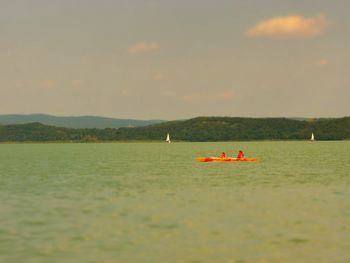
[311,132,315,141]
[165,133,171,143]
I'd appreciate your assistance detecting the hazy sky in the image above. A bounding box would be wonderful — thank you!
[1,0,349,119]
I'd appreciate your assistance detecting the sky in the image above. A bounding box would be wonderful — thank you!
[1,0,349,120]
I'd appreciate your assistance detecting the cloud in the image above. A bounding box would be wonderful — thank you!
[40,79,56,89]
[153,73,164,80]
[246,14,328,39]
[317,59,329,66]
[120,89,131,96]
[71,79,84,87]
[127,41,160,54]
[218,90,234,100]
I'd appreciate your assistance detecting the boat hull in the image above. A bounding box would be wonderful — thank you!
[196,157,257,162]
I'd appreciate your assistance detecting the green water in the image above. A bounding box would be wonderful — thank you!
[1,141,350,263]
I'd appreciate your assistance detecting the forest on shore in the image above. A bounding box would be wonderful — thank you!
[0,116,349,142]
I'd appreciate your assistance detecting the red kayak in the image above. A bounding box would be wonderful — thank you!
[196,157,257,162]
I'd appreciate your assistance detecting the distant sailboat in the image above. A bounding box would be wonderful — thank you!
[165,133,171,143]
[310,132,315,141]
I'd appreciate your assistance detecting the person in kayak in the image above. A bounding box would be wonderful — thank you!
[219,152,226,158]
[237,150,244,159]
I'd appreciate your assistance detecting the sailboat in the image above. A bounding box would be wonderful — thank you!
[310,132,315,141]
[165,133,171,143]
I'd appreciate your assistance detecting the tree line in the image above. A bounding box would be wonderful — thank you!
[0,117,349,142]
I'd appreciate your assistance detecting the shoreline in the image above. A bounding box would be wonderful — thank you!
[0,139,349,144]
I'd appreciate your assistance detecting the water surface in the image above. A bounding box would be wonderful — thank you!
[1,141,350,263]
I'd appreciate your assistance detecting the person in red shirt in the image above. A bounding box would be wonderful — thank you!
[219,152,226,158]
[237,150,244,159]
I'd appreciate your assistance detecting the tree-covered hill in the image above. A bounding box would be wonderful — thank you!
[0,117,349,142]
[115,117,350,141]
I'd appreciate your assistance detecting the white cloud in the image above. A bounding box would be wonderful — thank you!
[218,90,234,100]
[40,79,56,89]
[317,59,329,66]
[127,41,160,54]
[71,79,84,88]
[182,94,202,102]
[120,89,131,96]
[246,14,328,39]
[153,73,164,80]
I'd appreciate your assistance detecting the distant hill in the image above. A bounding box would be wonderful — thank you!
[0,116,349,142]
[0,114,164,129]
[115,116,350,141]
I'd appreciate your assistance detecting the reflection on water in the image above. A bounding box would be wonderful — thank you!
[0,141,350,263]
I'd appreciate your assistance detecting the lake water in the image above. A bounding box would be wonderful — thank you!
[1,141,350,263]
